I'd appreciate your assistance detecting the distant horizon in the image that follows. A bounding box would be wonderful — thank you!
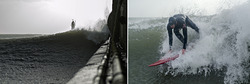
[0,29,70,34]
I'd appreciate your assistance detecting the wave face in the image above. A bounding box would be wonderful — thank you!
[0,27,109,83]
[129,1,250,84]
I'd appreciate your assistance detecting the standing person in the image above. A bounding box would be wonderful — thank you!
[71,19,76,30]
[167,14,199,54]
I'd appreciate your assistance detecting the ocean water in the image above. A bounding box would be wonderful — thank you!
[129,1,250,84]
[0,34,42,39]
[0,26,109,83]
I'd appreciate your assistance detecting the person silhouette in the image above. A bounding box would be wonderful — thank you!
[71,19,76,30]
[167,14,199,54]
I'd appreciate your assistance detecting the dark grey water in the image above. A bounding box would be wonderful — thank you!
[0,30,102,83]
[0,34,42,39]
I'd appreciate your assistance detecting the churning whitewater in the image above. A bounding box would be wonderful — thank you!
[129,1,250,84]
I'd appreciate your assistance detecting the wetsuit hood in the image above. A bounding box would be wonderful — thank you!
[169,17,176,26]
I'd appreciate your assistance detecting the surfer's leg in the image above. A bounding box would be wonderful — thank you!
[174,28,184,43]
[183,27,187,49]
[186,16,199,33]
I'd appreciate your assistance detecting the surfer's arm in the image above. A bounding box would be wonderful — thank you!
[167,25,173,50]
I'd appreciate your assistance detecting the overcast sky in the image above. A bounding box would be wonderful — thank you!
[129,0,247,17]
[0,0,112,34]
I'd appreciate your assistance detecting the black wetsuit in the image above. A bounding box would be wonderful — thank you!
[71,21,75,30]
[167,14,199,49]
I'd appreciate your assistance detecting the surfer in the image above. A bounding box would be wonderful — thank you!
[167,14,199,54]
[71,19,76,30]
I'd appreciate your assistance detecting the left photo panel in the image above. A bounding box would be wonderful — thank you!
[0,0,127,84]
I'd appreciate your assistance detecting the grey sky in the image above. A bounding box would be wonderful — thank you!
[129,0,247,17]
[0,0,112,34]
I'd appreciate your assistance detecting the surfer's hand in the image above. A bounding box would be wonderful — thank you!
[183,24,186,28]
[182,49,186,54]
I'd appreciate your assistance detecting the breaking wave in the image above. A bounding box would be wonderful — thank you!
[129,1,250,84]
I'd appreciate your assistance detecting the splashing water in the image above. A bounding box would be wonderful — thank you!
[159,1,250,84]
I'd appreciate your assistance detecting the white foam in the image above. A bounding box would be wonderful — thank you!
[160,1,250,84]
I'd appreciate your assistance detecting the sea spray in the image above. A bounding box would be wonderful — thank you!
[78,19,110,44]
[159,1,250,84]
[129,1,250,84]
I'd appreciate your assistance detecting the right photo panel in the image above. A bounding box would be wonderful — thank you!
[128,0,250,84]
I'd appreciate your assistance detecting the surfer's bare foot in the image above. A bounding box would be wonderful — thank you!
[182,49,186,54]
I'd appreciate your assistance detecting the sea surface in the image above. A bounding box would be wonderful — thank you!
[0,29,109,83]
[0,34,42,39]
[129,2,250,84]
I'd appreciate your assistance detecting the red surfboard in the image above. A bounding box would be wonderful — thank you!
[148,54,180,67]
